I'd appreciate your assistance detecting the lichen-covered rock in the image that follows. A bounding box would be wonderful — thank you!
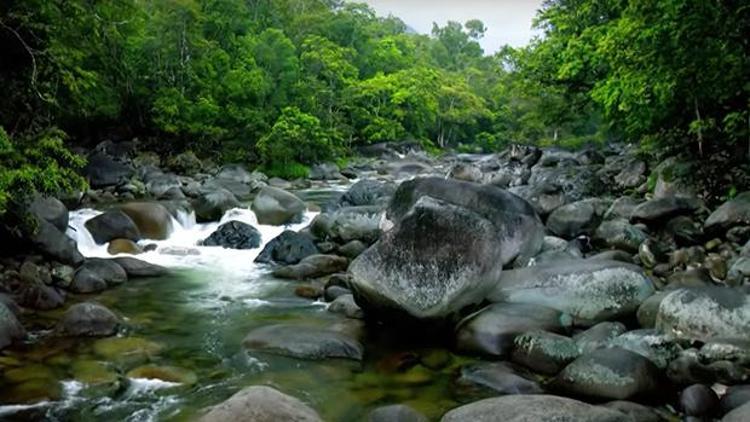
[201,220,261,250]
[553,347,662,401]
[656,287,750,342]
[511,330,581,375]
[0,302,26,349]
[488,259,655,325]
[254,230,318,265]
[441,394,629,422]
[251,186,305,226]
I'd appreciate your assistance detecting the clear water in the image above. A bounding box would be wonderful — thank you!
[0,189,492,421]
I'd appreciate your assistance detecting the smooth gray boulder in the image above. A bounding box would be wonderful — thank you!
[456,303,571,357]
[70,258,127,293]
[553,347,662,401]
[251,186,305,226]
[272,254,348,280]
[458,362,542,395]
[511,330,581,375]
[440,394,629,422]
[30,218,84,266]
[29,196,68,232]
[199,386,322,422]
[368,404,427,422]
[112,257,168,278]
[723,401,750,422]
[630,196,702,223]
[193,188,240,222]
[546,198,605,239]
[488,259,655,325]
[350,177,544,321]
[254,230,318,265]
[656,287,750,342]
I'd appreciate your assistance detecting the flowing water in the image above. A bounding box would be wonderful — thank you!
[0,186,492,421]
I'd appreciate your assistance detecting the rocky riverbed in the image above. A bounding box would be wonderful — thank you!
[2,141,750,421]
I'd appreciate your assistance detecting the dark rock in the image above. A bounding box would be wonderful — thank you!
[192,188,240,222]
[615,159,647,189]
[71,259,127,293]
[368,404,427,422]
[324,285,351,302]
[30,219,84,266]
[85,210,140,244]
[656,287,750,342]
[350,177,544,321]
[680,384,718,417]
[254,231,318,265]
[458,362,542,395]
[546,198,606,239]
[724,402,750,422]
[336,179,395,209]
[118,202,173,240]
[272,254,348,280]
[242,323,363,361]
[456,302,571,357]
[56,302,119,337]
[337,240,367,258]
[511,330,581,375]
[631,196,702,224]
[251,187,305,225]
[448,163,483,182]
[312,207,382,243]
[29,196,68,232]
[0,302,26,349]
[327,294,363,319]
[112,257,167,278]
[553,347,662,401]
[705,192,750,234]
[720,385,750,416]
[13,279,65,310]
[202,221,261,250]
[199,385,322,422]
[488,259,655,325]
[637,292,668,328]
[84,151,134,188]
[593,219,648,253]
[441,394,629,422]
[166,151,202,175]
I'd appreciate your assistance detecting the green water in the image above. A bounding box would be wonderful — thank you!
[0,261,497,421]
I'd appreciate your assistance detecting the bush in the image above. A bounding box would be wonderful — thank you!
[0,127,87,216]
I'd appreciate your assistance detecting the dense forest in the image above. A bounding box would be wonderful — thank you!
[1,0,748,214]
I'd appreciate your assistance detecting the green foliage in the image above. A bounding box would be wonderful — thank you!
[257,107,339,170]
[0,126,86,215]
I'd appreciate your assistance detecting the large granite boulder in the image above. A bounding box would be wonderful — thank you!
[192,188,240,222]
[349,177,544,321]
[29,196,68,232]
[488,259,655,325]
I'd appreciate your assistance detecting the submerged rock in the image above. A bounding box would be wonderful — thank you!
[441,394,628,422]
[71,259,127,293]
[655,287,750,342]
[350,177,544,321]
[455,303,571,357]
[368,404,427,422]
[56,302,119,337]
[199,386,322,422]
[201,220,261,249]
[243,323,363,361]
[488,259,655,325]
[29,196,69,232]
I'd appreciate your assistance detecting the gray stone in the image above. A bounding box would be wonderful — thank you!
[631,196,702,223]
[458,362,542,395]
[118,202,173,240]
[251,186,305,225]
[705,192,750,233]
[242,324,363,361]
[573,322,627,353]
[546,199,604,239]
[199,386,322,422]
[112,257,168,278]
[85,210,140,244]
[0,302,26,350]
[327,294,363,319]
[440,394,629,422]
[254,230,318,265]
[456,303,571,357]
[202,221,261,250]
[368,404,427,422]
[29,196,68,232]
[593,219,648,253]
[553,347,662,400]
[723,401,750,422]
[71,259,127,293]
[511,330,581,375]
[272,254,348,280]
[56,302,119,337]
[609,329,683,369]
[193,188,240,223]
[488,259,655,325]
[656,287,750,342]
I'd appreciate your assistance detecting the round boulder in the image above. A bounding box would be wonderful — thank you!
[251,187,305,226]
[56,302,119,337]
[118,202,173,240]
[199,386,322,422]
